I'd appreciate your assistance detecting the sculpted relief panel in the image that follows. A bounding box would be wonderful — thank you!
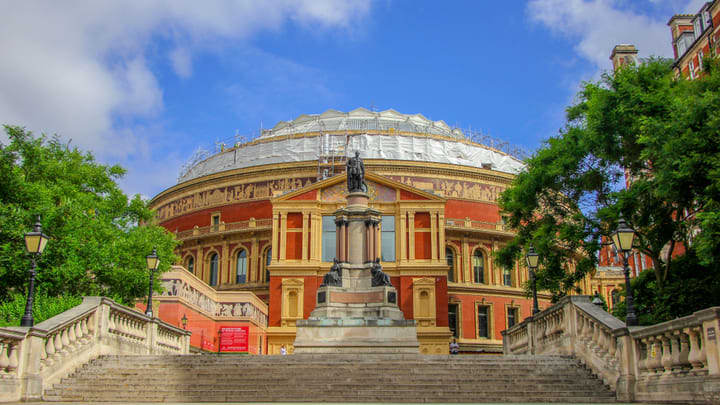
[161,278,268,327]
[155,172,505,222]
[156,176,316,221]
[386,175,505,202]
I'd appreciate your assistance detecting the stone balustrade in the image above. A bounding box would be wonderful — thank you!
[502,296,720,404]
[0,296,191,402]
[176,218,272,239]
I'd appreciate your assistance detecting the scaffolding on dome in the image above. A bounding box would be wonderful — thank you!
[176,109,530,184]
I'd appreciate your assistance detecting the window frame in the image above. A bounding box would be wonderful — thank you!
[475,303,492,339]
[445,246,457,283]
[208,252,219,286]
[235,248,248,284]
[381,215,396,262]
[472,249,486,284]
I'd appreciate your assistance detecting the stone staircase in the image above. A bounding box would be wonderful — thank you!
[44,354,617,403]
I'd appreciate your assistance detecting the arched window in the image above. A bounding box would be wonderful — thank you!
[265,248,272,282]
[503,267,512,286]
[236,249,247,284]
[446,247,455,283]
[209,253,219,286]
[185,256,194,274]
[473,250,485,284]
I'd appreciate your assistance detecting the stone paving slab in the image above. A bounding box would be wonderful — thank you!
[11,401,660,405]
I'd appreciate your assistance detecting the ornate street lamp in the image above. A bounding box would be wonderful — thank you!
[145,247,160,317]
[525,244,540,315]
[611,216,638,326]
[181,314,188,330]
[21,217,49,327]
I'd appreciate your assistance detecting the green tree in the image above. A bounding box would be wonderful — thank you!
[497,58,720,300]
[0,126,177,310]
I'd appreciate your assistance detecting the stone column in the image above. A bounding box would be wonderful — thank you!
[302,211,309,261]
[271,213,279,264]
[439,212,446,260]
[399,211,407,262]
[279,212,287,261]
[408,212,416,261]
[430,211,438,261]
[250,237,258,281]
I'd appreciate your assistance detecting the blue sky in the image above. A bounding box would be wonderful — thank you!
[0,0,705,197]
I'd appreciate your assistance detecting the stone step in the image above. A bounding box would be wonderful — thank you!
[46,354,617,403]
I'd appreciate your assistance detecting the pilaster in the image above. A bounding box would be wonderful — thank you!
[250,237,258,281]
[302,211,309,261]
[408,211,416,261]
[271,213,279,263]
[280,212,287,261]
[399,211,407,262]
[430,210,438,261]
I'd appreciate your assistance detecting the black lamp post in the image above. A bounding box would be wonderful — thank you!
[525,244,540,315]
[145,247,160,317]
[611,216,638,326]
[181,314,188,330]
[21,217,49,327]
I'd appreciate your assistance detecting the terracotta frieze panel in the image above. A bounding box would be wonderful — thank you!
[155,176,316,221]
[161,277,268,326]
[386,175,505,202]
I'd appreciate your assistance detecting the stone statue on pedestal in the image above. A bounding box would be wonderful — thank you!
[346,151,367,193]
[320,258,342,287]
[371,258,392,287]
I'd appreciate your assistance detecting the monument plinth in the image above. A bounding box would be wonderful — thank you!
[293,152,419,354]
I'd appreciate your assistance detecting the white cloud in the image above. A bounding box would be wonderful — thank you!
[527,0,677,71]
[0,0,371,195]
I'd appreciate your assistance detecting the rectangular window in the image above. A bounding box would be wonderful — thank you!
[690,60,696,79]
[503,269,512,286]
[212,214,220,231]
[321,216,336,262]
[694,17,702,37]
[448,303,459,338]
[381,215,396,262]
[507,307,518,328]
[477,305,489,339]
[699,50,704,70]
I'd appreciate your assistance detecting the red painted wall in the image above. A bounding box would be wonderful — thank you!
[160,200,272,231]
[445,200,500,222]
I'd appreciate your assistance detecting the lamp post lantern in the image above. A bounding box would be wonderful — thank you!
[611,216,638,326]
[145,247,160,317]
[525,244,540,315]
[21,217,49,327]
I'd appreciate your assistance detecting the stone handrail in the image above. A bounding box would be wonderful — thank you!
[0,296,191,402]
[176,217,272,239]
[502,296,720,403]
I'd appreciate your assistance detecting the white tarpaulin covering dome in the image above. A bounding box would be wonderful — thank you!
[178,108,525,183]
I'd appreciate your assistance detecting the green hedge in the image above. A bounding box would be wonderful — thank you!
[0,293,82,327]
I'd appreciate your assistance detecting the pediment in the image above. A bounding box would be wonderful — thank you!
[273,172,445,204]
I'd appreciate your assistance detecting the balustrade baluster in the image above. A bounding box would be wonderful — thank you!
[54,332,63,353]
[687,327,706,372]
[68,323,77,346]
[7,342,18,372]
[45,335,55,357]
[61,328,70,349]
[676,331,690,371]
[82,315,91,334]
[661,334,673,374]
[648,337,663,374]
[0,341,9,372]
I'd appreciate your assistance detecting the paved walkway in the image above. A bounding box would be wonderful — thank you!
[15,402,651,405]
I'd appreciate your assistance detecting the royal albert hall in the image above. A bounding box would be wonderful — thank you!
[149,108,567,355]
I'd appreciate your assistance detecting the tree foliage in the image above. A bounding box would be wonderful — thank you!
[497,58,720,300]
[0,126,177,306]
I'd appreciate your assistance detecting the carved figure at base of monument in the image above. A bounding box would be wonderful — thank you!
[320,258,342,287]
[370,258,392,287]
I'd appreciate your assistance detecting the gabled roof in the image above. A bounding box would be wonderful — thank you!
[272,171,446,203]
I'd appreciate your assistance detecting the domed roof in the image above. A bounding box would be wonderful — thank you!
[261,108,466,139]
[177,108,525,184]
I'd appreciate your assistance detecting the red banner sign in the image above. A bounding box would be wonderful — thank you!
[219,326,249,352]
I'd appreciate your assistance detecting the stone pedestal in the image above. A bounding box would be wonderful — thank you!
[294,192,419,354]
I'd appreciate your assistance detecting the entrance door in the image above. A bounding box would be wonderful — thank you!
[448,303,459,338]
